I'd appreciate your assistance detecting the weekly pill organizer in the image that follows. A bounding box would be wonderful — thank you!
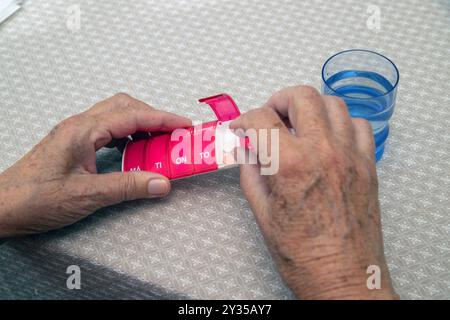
[122,94,251,180]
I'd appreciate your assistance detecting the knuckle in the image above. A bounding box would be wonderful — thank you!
[241,107,279,128]
[328,96,347,109]
[113,92,133,108]
[54,115,85,137]
[293,85,320,99]
[270,88,287,101]
[118,174,137,201]
[270,85,321,107]
[257,107,285,131]
[352,117,371,131]
[61,115,81,127]
[260,106,278,119]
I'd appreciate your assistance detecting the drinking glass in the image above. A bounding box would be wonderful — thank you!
[322,49,399,161]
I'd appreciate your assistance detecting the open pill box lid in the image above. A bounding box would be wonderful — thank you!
[199,94,241,122]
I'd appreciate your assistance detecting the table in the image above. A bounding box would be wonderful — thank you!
[0,0,449,299]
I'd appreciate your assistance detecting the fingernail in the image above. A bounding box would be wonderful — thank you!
[147,179,170,197]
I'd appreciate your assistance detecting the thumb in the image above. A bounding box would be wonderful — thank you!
[85,171,171,207]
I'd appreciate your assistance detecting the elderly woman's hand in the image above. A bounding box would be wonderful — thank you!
[0,93,191,237]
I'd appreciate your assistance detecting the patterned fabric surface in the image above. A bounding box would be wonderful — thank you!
[0,0,449,299]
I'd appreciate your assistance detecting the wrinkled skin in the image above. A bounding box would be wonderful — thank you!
[0,87,397,299]
[0,93,191,237]
[230,86,398,299]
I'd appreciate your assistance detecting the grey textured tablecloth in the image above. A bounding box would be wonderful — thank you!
[0,0,449,299]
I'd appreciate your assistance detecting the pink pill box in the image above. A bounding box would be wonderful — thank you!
[122,94,249,180]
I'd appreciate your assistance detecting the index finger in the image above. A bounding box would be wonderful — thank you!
[265,85,331,139]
